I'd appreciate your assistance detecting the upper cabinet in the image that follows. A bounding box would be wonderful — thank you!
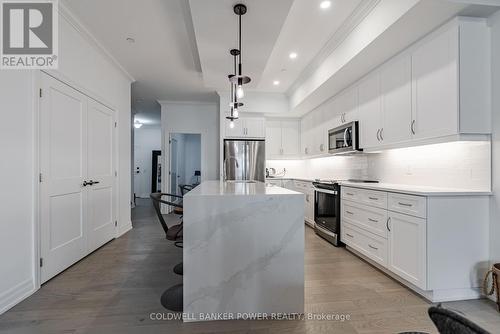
[358,17,490,151]
[411,24,458,140]
[265,119,300,159]
[224,116,265,139]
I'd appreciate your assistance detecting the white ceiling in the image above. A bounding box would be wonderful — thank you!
[257,0,363,92]
[189,0,294,91]
[63,0,370,109]
[63,0,218,118]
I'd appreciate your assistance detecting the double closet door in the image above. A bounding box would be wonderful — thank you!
[40,73,116,283]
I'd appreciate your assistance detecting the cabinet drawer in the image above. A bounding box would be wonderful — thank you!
[343,187,388,209]
[342,200,388,238]
[388,193,426,218]
[342,222,388,267]
[342,187,361,201]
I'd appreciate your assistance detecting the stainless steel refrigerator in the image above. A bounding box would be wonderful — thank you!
[223,140,266,182]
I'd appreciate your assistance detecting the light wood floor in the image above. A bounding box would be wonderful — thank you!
[0,199,499,334]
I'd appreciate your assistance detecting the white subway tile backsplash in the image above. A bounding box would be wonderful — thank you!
[267,141,491,191]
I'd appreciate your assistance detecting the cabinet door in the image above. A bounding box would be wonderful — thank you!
[265,120,282,157]
[381,54,412,145]
[411,25,458,140]
[281,120,300,156]
[245,118,266,138]
[224,117,245,138]
[312,108,326,155]
[358,71,382,149]
[300,113,313,156]
[388,212,427,289]
[337,86,358,124]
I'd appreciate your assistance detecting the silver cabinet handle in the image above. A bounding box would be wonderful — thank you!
[368,244,378,250]
[398,202,413,207]
[346,233,354,238]
[376,129,380,141]
[346,210,354,215]
[83,181,90,187]
[386,217,391,231]
[368,197,378,201]
[368,218,378,223]
[344,128,348,147]
[380,128,384,141]
[411,120,416,135]
[346,192,354,196]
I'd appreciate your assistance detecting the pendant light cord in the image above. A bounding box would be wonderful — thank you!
[238,13,242,76]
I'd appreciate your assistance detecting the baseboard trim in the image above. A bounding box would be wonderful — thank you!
[117,221,133,237]
[0,279,36,315]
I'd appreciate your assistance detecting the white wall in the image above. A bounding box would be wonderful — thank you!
[0,71,37,314]
[134,126,161,198]
[160,102,219,190]
[489,10,500,264]
[0,6,132,314]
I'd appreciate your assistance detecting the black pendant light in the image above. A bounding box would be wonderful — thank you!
[226,49,244,128]
[229,4,251,99]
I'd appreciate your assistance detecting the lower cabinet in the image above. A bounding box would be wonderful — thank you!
[341,186,428,290]
[294,180,314,225]
[387,212,427,289]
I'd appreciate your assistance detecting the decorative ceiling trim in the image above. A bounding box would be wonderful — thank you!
[59,1,136,82]
[157,100,218,106]
[286,0,380,96]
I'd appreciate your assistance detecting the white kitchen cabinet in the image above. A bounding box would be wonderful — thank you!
[336,86,358,125]
[294,180,314,225]
[311,108,327,155]
[265,120,282,157]
[381,53,412,145]
[411,25,458,140]
[300,112,313,156]
[224,116,265,139]
[266,179,283,187]
[341,184,489,302]
[281,120,300,156]
[387,212,427,290]
[358,71,382,149]
[265,119,300,158]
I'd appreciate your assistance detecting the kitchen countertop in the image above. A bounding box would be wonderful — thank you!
[339,181,492,196]
[265,177,491,196]
[185,180,302,196]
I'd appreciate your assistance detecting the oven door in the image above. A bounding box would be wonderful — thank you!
[314,188,340,234]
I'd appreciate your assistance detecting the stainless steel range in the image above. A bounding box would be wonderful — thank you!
[312,179,378,246]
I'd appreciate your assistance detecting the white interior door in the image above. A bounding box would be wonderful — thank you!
[40,74,88,283]
[87,99,116,253]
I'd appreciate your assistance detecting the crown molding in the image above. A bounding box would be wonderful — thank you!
[286,0,380,97]
[58,2,136,83]
[157,100,218,106]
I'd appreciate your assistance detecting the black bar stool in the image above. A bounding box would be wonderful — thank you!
[150,192,184,312]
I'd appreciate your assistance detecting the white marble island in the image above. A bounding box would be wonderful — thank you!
[183,181,305,322]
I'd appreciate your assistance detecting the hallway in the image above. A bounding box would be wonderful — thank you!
[0,200,499,333]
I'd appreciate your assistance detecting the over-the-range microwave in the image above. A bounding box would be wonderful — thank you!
[328,121,362,155]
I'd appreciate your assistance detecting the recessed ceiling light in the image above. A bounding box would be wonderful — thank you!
[289,52,298,59]
[273,80,280,86]
[126,37,135,43]
[320,1,331,9]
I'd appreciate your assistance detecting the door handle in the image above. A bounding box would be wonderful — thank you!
[83,181,90,187]
[380,128,384,141]
[376,129,380,141]
[398,202,413,207]
[411,120,416,135]
[368,244,378,250]
[346,233,354,238]
[386,217,391,232]
[343,128,348,147]
[368,218,378,223]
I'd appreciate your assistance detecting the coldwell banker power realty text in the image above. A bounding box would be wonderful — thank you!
[1,0,58,69]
